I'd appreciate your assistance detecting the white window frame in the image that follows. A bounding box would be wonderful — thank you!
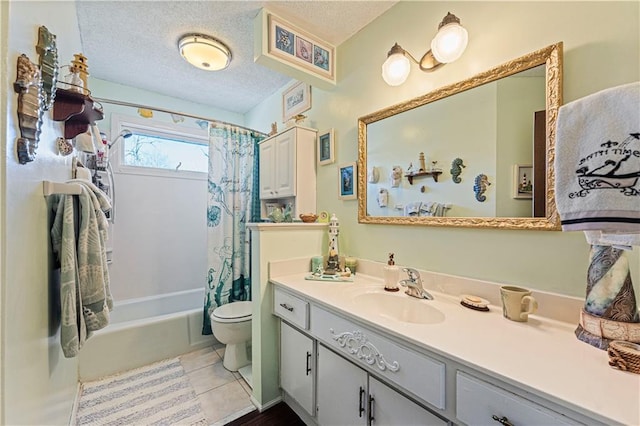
[111,113,209,180]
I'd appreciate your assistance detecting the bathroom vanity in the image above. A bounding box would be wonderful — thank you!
[270,263,639,426]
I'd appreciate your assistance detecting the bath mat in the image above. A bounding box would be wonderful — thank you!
[76,357,208,426]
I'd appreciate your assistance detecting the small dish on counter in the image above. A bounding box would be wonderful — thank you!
[460,294,490,312]
[299,213,319,223]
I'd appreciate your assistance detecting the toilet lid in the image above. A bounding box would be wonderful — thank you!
[212,301,252,320]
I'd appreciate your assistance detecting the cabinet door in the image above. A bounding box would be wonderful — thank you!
[273,130,295,198]
[280,322,314,416]
[456,372,576,425]
[317,345,367,426]
[369,377,446,426]
[259,139,277,199]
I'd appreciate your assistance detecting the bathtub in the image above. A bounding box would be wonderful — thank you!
[78,288,215,381]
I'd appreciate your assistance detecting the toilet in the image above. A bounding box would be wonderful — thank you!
[210,301,252,372]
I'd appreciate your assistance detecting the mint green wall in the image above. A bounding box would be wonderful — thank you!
[247,1,640,297]
[249,226,326,408]
[366,83,497,217]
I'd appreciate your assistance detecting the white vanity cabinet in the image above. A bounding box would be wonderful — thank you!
[258,126,317,218]
[274,287,447,425]
[311,304,446,412]
[272,272,640,426]
[316,344,367,425]
[280,322,315,417]
[274,288,309,330]
[316,345,444,426]
[368,377,446,426]
[456,372,577,426]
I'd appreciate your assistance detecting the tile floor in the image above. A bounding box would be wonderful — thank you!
[179,343,255,425]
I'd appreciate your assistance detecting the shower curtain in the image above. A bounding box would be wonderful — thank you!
[202,124,261,335]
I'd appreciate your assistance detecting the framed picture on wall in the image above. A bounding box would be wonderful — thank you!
[265,11,336,84]
[317,129,335,166]
[282,81,312,123]
[513,164,533,199]
[338,162,357,200]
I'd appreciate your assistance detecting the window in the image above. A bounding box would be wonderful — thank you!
[122,132,208,173]
[112,113,209,179]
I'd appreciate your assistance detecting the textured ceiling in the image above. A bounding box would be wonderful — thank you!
[76,1,397,114]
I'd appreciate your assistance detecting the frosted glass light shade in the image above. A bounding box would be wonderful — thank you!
[430,23,468,63]
[382,53,411,86]
[178,34,231,71]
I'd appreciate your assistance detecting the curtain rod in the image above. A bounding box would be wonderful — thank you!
[93,97,268,137]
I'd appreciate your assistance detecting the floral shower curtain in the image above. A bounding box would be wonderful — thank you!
[202,124,262,335]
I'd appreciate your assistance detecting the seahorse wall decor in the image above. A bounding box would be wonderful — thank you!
[473,174,491,202]
[13,54,45,164]
[450,158,465,183]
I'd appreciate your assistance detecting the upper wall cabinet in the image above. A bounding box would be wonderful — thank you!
[259,126,317,218]
[260,129,295,199]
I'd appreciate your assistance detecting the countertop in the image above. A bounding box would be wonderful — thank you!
[270,272,640,426]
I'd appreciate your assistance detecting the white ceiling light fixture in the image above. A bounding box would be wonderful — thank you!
[381,12,468,86]
[430,13,468,63]
[178,33,232,71]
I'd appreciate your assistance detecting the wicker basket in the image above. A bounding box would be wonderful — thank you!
[299,213,318,223]
[608,340,640,374]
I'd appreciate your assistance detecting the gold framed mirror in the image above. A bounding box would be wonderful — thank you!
[357,42,563,230]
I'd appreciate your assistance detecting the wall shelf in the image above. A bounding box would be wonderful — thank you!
[404,171,442,185]
[52,88,104,139]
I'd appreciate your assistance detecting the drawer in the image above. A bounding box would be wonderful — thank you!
[273,287,309,330]
[311,305,445,410]
[456,371,577,425]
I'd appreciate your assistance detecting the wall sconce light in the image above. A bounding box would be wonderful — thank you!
[381,12,468,86]
[178,33,232,71]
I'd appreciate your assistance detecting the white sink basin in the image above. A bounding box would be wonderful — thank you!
[353,292,445,325]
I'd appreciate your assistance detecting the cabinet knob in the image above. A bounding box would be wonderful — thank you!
[306,351,312,375]
[279,303,294,312]
[492,415,514,426]
[358,387,365,417]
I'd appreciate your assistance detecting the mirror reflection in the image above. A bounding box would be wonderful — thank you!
[358,43,563,230]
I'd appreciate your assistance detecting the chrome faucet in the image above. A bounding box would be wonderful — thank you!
[399,268,434,300]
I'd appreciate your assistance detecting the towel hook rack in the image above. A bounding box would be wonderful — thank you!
[43,181,82,196]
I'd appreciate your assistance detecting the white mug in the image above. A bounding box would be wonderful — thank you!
[500,286,538,322]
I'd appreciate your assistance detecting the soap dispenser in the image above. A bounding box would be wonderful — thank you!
[384,253,400,292]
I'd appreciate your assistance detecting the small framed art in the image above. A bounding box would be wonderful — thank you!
[317,129,335,166]
[262,10,336,85]
[513,164,533,199]
[282,81,311,123]
[338,162,357,200]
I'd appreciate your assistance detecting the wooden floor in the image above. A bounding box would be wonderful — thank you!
[225,402,305,426]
